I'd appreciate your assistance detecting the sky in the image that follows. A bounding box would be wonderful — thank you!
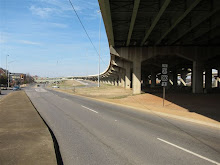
[0,0,110,77]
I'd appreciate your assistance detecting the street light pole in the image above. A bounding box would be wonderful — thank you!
[98,10,101,87]
[8,68,10,88]
[56,61,58,87]
[6,55,9,89]
[8,60,15,88]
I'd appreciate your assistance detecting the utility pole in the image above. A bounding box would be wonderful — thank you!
[56,61,58,87]
[98,10,101,87]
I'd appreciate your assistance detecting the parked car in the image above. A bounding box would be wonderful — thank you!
[52,86,59,88]
[13,85,21,91]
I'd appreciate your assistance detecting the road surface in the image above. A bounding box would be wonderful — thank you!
[76,79,98,88]
[0,89,13,100]
[25,86,220,165]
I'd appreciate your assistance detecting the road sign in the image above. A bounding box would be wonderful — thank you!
[162,67,168,74]
[161,64,168,107]
[161,64,168,87]
[162,64,168,68]
[161,82,167,87]
[161,75,168,81]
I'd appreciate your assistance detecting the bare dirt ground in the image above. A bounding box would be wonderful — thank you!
[51,82,220,127]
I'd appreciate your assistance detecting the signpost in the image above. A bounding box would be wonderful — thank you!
[161,64,168,106]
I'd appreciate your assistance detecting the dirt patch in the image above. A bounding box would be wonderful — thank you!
[105,93,220,125]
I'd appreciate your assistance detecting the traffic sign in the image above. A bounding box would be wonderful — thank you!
[161,82,167,87]
[161,75,168,81]
[161,64,168,107]
[161,64,168,87]
[162,67,168,74]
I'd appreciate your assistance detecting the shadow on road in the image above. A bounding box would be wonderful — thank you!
[142,86,220,122]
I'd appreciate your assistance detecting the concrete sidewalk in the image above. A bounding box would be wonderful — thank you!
[0,91,57,165]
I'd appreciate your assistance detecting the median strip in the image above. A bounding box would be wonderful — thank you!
[157,138,220,165]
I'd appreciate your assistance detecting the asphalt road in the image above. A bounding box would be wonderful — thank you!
[0,89,13,100]
[76,79,98,88]
[25,86,220,165]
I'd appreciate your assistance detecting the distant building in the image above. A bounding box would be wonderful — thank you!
[10,73,26,85]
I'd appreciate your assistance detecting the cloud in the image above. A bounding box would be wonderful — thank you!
[38,0,81,11]
[19,40,40,45]
[29,0,99,20]
[29,5,57,18]
[49,23,68,28]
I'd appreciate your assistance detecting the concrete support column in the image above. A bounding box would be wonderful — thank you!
[145,76,149,86]
[132,55,141,94]
[115,76,118,86]
[121,72,125,88]
[111,78,114,85]
[172,70,177,87]
[109,79,112,85]
[168,71,173,88]
[192,61,203,93]
[218,68,220,88]
[180,71,187,86]
[125,63,131,89]
[150,71,156,88]
[118,74,122,86]
[205,68,212,93]
[141,74,146,87]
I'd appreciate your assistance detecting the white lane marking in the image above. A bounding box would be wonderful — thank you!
[35,88,47,92]
[81,105,98,114]
[157,138,220,165]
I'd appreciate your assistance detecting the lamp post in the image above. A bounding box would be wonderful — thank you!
[6,55,9,89]
[8,60,16,88]
[56,61,58,87]
[98,10,101,87]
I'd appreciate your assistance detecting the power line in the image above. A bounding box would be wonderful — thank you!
[68,0,107,66]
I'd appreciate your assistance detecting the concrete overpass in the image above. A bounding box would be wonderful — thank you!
[87,0,220,94]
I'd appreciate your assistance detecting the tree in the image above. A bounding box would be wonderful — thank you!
[25,73,34,84]
[0,74,7,86]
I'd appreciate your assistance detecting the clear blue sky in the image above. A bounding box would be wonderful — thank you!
[0,0,110,77]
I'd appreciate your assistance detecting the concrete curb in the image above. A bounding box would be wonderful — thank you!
[48,88,220,130]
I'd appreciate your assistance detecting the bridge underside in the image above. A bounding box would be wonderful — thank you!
[90,0,220,94]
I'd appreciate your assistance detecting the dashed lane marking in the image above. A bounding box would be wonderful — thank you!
[157,138,220,165]
[81,105,98,114]
[35,88,47,92]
